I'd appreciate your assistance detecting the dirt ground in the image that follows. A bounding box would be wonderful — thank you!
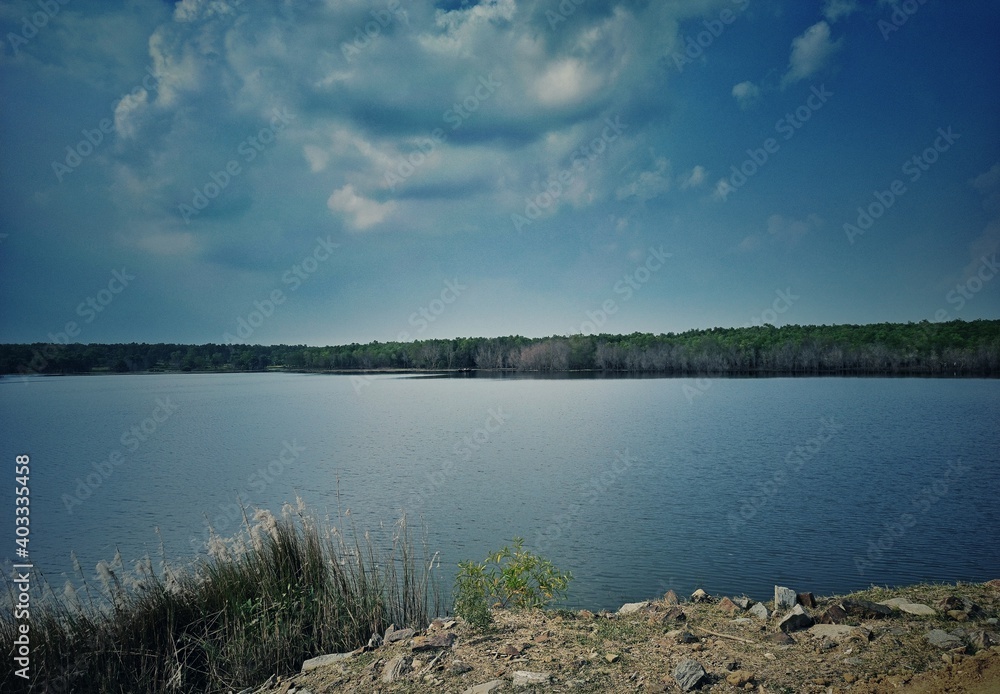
[252,581,1000,693]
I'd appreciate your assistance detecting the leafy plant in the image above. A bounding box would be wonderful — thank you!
[453,537,572,629]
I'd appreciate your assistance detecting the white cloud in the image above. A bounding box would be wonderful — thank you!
[731,81,760,110]
[823,0,858,22]
[680,165,707,189]
[767,213,822,243]
[970,162,1000,214]
[781,21,841,87]
[616,158,671,201]
[327,185,396,230]
[534,59,595,108]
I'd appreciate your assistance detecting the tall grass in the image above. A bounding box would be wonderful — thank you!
[1,501,439,693]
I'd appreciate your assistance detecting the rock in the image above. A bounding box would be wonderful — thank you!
[844,673,858,684]
[381,655,411,684]
[465,680,503,694]
[774,586,797,610]
[880,597,937,616]
[500,644,523,657]
[664,589,680,605]
[690,588,712,603]
[948,610,969,622]
[533,630,552,643]
[661,606,687,622]
[385,627,416,643]
[779,604,814,633]
[718,597,740,614]
[367,632,383,649]
[765,631,795,645]
[969,630,998,651]
[411,632,456,651]
[605,653,621,663]
[666,629,699,644]
[734,596,753,610]
[730,618,753,626]
[618,601,650,615]
[578,609,595,619]
[841,599,893,619]
[937,595,964,611]
[726,670,754,687]
[809,624,856,640]
[673,659,707,691]
[450,660,474,675]
[925,629,964,649]
[819,604,848,624]
[511,670,551,687]
[749,602,770,620]
[796,592,817,608]
[301,652,353,672]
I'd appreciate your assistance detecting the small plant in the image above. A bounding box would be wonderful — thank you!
[453,537,572,629]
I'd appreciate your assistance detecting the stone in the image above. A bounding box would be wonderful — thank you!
[385,627,415,643]
[450,660,474,675]
[718,597,740,614]
[937,595,963,611]
[749,602,770,620]
[500,644,523,657]
[511,670,551,687]
[465,680,503,694]
[774,586,797,610]
[841,599,893,619]
[796,592,817,608]
[533,630,552,643]
[948,610,969,622]
[925,629,964,649]
[301,652,353,672]
[690,588,711,603]
[673,659,707,691]
[605,653,621,663]
[661,606,687,622]
[779,604,814,633]
[381,655,411,684]
[819,605,848,624]
[734,596,753,610]
[844,673,858,684]
[411,632,456,651]
[664,589,680,605]
[969,630,998,651]
[809,624,855,640]
[765,631,795,645]
[367,632,383,649]
[726,670,754,687]
[578,609,595,619]
[730,618,753,626]
[880,598,937,616]
[618,601,650,615]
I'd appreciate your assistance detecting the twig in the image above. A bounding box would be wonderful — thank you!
[420,649,446,673]
[692,626,757,645]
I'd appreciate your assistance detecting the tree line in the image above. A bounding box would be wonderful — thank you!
[1,320,998,377]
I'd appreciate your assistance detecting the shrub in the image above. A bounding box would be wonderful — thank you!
[453,537,572,629]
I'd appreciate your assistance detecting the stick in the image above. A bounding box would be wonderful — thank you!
[693,626,757,645]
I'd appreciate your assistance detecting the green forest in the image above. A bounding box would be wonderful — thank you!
[2,320,998,377]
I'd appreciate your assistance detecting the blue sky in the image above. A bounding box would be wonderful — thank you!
[1,0,998,345]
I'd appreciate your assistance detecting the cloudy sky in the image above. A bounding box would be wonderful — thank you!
[1,0,998,346]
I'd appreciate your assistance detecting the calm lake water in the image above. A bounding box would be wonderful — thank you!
[1,373,998,610]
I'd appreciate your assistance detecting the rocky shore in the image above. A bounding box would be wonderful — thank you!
[250,580,1000,693]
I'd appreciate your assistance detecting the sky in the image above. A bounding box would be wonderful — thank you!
[0,0,998,346]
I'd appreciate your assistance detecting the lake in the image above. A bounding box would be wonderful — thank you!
[1,373,997,610]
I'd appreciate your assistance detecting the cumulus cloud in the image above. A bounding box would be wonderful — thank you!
[327,185,396,230]
[781,21,841,87]
[616,157,671,201]
[823,0,858,22]
[731,81,760,110]
[680,165,707,190]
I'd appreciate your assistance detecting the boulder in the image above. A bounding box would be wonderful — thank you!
[774,586,797,610]
[690,588,712,603]
[749,602,770,620]
[385,627,416,643]
[880,597,937,616]
[411,632,456,651]
[779,604,814,633]
[925,629,964,650]
[734,596,753,610]
[796,592,817,608]
[381,655,411,684]
[718,597,740,614]
[841,599,893,619]
[301,652,353,672]
[664,589,680,605]
[673,659,707,691]
[618,600,650,615]
[818,604,848,624]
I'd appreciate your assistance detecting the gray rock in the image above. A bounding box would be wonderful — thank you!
[512,670,551,687]
[734,596,753,610]
[465,681,503,694]
[690,588,712,603]
[385,627,415,643]
[880,598,937,616]
[779,604,814,633]
[381,655,411,684]
[673,658,707,691]
[730,618,753,626]
[809,624,857,640]
[411,632,456,651]
[774,586,797,610]
[749,602,770,620]
[617,600,650,615]
[301,652,353,672]
[841,599,893,619]
[925,629,964,649]
[450,660,474,674]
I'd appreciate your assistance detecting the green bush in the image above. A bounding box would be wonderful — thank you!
[453,537,572,629]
